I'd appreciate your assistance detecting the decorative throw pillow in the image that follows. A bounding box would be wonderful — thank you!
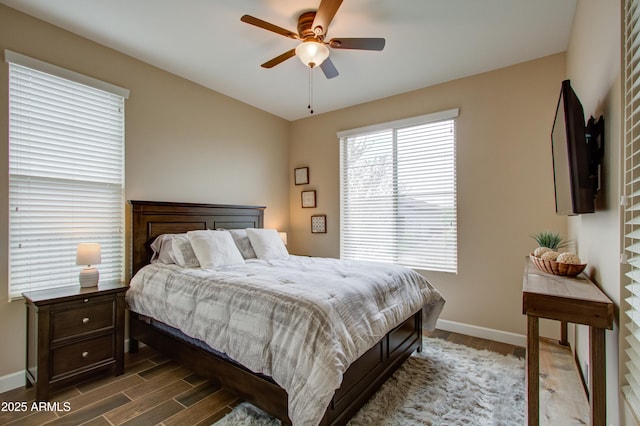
[150,234,178,264]
[187,230,245,269]
[170,234,200,268]
[228,229,257,259]
[246,228,289,260]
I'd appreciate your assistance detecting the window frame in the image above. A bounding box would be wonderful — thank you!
[338,108,459,273]
[622,0,640,419]
[5,50,129,299]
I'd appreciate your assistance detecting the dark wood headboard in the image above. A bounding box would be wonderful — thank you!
[130,200,265,277]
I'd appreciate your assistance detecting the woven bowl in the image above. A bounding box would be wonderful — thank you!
[529,254,586,277]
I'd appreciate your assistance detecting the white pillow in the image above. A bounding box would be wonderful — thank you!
[246,228,289,260]
[227,229,257,259]
[170,234,200,268]
[187,230,245,269]
[150,234,178,264]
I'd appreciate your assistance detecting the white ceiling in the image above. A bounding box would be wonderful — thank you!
[1,0,577,121]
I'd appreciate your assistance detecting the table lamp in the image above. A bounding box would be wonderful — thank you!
[77,243,101,287]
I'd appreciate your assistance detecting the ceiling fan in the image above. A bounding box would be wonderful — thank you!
[241,0,385,79]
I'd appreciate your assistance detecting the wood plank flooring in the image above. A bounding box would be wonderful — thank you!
[0,331,588,425]
[537,336,589,425]
[0,346,237,426]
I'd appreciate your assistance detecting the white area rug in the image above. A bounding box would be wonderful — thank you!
[214,337,525,425]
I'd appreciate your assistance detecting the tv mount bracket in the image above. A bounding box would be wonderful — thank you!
[585,115,605,194]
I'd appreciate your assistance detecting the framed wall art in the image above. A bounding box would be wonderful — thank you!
[311,215,327,233]
[294,167,309,185]
[301,190,316,208]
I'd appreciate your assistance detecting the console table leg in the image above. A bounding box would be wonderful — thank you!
[527,315,539,426]
[560,321,568,346]
[590,327,606,426]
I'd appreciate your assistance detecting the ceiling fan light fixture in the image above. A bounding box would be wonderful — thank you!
[295,41,329,68]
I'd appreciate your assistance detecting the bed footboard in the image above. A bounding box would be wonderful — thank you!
[322,310,422,425]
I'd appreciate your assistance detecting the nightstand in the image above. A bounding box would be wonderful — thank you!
[22,282,127,401]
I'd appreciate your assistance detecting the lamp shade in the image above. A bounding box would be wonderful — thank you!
[76,243,101,266]
[295,41,329,68]
[278,232,288,246]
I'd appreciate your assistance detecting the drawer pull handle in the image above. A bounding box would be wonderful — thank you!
[82,351,89,358]
[82,317,90,324]
[83,299,89,303]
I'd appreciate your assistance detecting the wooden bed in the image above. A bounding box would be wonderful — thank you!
[128,200,424,425]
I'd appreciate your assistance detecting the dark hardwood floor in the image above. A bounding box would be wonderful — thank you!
[0,331,582,425]
[0,344,237,426]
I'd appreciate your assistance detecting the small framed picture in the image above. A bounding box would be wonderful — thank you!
[311,215,327,233]
[301,190,316,208]
[294,167,309,185]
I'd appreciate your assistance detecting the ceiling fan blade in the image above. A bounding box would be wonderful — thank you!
[241,15,299,40]
[312,0,343,36]
[320,57,339,79]
[329,38,386,51]
[261,49,297,68]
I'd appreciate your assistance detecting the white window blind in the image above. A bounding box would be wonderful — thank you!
[7,51,127,299]
[623,0,640,418]
[339,109,458,273]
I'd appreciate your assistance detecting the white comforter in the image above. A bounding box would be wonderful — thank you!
[126,255,445,425]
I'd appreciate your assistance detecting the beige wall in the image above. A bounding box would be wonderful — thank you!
[289,53,567,337]
[0,5,290,379]
[565,1,630,424]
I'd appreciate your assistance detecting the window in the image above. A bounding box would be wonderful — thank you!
[338,109,458,273]
[623,0,640,418]
[6,50,129,299]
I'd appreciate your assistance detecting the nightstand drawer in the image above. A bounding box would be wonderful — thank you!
[50,334,114,379]
[51,300,114,340]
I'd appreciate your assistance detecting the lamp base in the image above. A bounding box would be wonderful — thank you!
[79,267,99,288]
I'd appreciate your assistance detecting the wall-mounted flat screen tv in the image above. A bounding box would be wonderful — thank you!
[551,79,604,215]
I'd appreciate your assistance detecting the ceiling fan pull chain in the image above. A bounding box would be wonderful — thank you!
[308,67,314,114]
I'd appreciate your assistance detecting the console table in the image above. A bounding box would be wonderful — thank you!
[522,257,613,426]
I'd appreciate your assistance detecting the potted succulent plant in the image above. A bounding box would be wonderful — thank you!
[531,231,567,250]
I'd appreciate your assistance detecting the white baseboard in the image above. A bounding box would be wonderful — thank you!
[436,319,527,348]
[0,370,25,394]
